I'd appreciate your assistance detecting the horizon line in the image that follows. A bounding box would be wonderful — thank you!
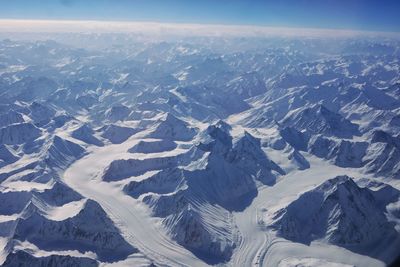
[0,19,400,38]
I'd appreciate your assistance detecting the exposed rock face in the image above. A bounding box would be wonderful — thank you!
[0,191,32,215]
[281,105,360,139]
[364,146,400,179]
[147,113,197,141]
[72,124,104,146]
[106,105,131,122]
[100,124,138,144]
[28,102,56,126]
[1,35,400,267]
[0,110,25,128]
[279,126,309,151]
[0,123,41,145]
[104,156,178,181]
[288,150,310,170]
[13,199,136,262]
[0,145,19,168]
[44,136,86,169]
[308,136,368,168]
[163,203,236,264]
[267,176,398,246]
[128,139,177,154]
[37,182,83,206]
[123,122,283,263]
[3,250,98,267]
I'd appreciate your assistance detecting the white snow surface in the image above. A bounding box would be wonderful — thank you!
[1,36,400,266]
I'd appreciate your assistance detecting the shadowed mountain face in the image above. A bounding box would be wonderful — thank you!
[267,176,398,245]
[0,35,400,266]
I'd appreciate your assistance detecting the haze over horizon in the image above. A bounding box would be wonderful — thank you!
[1,1,400,267]
[0,0,400,33]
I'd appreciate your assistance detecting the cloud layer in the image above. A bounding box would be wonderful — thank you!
[0,19,398,38]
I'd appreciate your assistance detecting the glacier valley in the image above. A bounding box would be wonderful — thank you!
[0,33,400,267]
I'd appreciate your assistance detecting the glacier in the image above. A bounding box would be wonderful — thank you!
[0,34,399,267]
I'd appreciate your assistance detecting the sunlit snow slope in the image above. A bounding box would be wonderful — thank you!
[0,34,400,266]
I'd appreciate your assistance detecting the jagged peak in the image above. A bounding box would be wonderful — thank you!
[314,175,357,194]
[20,197,102,223]
[214,120,232,132]
[235,131,260,147]
[50,135,83,151]
[80,199,103,213]
[205,128,232,150]
[29,101,56,115]
[178,203,202,221]
[268,175,395,246]
[370,130,400,147]
[0,144,18,159]
[74,123,94,134]
[300,103,334,118]
[42,135,85,169]
[71,123,103,146]
[162,112,187,125]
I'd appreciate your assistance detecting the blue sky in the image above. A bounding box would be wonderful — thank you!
[0,0,399,32]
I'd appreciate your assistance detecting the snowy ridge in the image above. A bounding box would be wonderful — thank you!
[128,139,177,154]
[281,104,360,139]
[147,113,197,141]
[100,124,139,144]
[71,124,104,147]
[12,198,137,262]
[121,121,285,263]
[0,123,41,145]
[1,36,400,266]
[264,175,398,248]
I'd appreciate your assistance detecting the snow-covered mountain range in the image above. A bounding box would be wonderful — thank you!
[0,35,400,266]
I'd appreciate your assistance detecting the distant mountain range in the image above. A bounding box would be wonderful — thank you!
[0,35,399,267]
